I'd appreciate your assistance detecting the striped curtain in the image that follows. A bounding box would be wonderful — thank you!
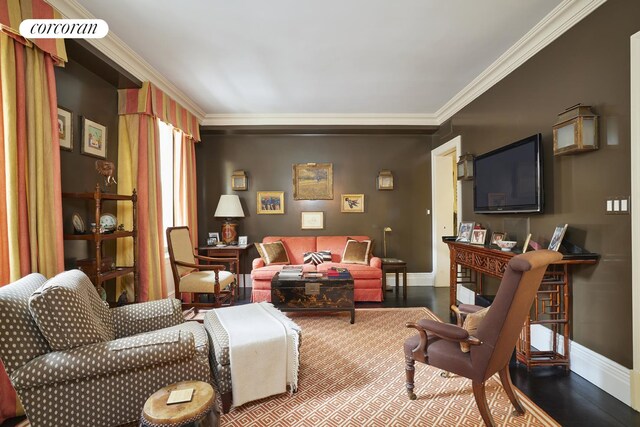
[0,0,67,422]
[174,130,198,247]
[116,82,200,302]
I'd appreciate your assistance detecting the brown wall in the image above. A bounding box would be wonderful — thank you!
[196,133,432,271]
[56,59,119,296]
[432,0,639,367]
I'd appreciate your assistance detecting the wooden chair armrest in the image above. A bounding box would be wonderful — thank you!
[406,322,430,361]
[194,254,237,264]
[174,260,226,271]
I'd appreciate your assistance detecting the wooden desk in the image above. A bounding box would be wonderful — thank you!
[444,239,598,370]
[199,245,250,298]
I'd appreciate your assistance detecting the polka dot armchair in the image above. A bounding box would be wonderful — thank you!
[0,271,212,427]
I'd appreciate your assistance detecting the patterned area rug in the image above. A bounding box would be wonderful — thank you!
[221,308,559,427]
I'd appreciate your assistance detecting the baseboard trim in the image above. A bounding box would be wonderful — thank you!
[385,272,433,287]
[529,324,631,406]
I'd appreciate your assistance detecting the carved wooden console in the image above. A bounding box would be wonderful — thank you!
[444,240,597,370]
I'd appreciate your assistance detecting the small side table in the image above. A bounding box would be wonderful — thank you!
[381,258,407,300]
[199,244,250,299]
[141,380,220,427]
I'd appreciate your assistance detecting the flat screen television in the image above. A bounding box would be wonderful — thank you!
[473,134,543,214]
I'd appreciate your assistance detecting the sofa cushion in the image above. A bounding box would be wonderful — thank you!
[263,236,317,265]
[317,236,370,262]
[341,239,373,265]
[303,250,332,266]
[29,270,114,351]
[255,241,290,265]
[317,263,382,279]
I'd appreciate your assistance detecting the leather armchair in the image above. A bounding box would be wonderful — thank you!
[404,250,562,427]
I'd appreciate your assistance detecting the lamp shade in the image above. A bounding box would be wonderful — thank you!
[214,195,245,218]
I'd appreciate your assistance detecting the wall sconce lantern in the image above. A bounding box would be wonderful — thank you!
[231,170,248,191]
[377,170,394,190]
[552,104,599,156]
[456,153,474,181]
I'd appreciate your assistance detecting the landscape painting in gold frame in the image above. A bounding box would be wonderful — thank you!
[257,191,284,214]
[293,163,333,200]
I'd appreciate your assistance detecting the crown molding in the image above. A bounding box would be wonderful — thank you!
[201,113,439,127]
[435,0,607,124]
[47,0,206,121]
[48,0,604,127]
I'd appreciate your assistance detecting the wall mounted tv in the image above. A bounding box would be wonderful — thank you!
[473,133,543,214]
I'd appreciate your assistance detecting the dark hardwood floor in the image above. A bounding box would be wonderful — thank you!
[237,284,640,427]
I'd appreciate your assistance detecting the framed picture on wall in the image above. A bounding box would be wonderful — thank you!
[257,191,285,214]
[81,117,107,159]
[57,106,73,151]
[293,163,333,200]
[301,211,324,229]
[341,194,364,213]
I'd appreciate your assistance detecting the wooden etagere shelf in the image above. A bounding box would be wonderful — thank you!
[62,184,138,302]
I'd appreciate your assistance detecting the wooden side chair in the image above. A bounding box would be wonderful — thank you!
[404,250,562,427]
[167,226,237,311]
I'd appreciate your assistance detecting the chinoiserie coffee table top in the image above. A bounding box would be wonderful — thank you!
[142,380,215,425]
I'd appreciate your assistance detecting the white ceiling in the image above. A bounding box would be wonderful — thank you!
[54,0,602,125]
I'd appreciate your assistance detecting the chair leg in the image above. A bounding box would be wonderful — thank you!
[472,381,495,427]
[221,391,232,414]
[405,353,417,400]
[498,365,525,416]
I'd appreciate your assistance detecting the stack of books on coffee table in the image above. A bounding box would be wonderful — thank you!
[279,266,303,278]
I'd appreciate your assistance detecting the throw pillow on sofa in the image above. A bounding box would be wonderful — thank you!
[255,241,290,265]
[303,250,331,266]
[341,239,373,265]
[29,270,114,351]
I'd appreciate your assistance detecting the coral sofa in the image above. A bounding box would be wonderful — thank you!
[251,236,383,302]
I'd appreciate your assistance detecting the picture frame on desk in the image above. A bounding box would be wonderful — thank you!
[490,232,506,245]
[470,229,487,245]
[456,221,474,242]
[548,224,568,252]
[238,236,248,245]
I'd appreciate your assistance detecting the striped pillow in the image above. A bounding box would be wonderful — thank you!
[303,250,331,266]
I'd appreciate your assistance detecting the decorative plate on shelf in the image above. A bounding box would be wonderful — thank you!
[72,213,85,234]
[99,213,117,233]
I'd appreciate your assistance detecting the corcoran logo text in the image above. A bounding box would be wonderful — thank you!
[19,19,108,39]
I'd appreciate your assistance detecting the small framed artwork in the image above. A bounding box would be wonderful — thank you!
[57,107,73,151]
[257,191,285,214]
[238,236,248,245]
[548,224,568,252]
[209,232,220,241]
[301,211,324,230]
[341,194,364,213]
[456,221,475,242]
[490,232,506,245]
[81,117,107,159]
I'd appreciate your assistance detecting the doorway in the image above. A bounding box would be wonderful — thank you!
[431,136,461,288]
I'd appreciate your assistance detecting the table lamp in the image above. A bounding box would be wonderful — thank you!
[214,195,245,244]
[383,227,392,257]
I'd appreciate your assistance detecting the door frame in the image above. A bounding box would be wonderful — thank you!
[630,30,640,410]
[431,135,462,284]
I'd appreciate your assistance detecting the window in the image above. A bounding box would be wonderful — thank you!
[158,120,174,234]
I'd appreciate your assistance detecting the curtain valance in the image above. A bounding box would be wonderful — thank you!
[118,82,201,142]
[0,0,67,65]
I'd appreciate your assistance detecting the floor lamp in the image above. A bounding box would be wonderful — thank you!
[383,227,392,258]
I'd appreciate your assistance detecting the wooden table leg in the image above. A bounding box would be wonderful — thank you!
[395,270,399,295]
[382,268,387,301]
[403,267,407,300]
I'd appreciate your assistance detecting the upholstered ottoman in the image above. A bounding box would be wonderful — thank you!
[204,303,301,414]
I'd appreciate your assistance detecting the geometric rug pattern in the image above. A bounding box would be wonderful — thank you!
[220,308,559,427]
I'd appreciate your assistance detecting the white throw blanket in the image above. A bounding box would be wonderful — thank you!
[213,302,300,407]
